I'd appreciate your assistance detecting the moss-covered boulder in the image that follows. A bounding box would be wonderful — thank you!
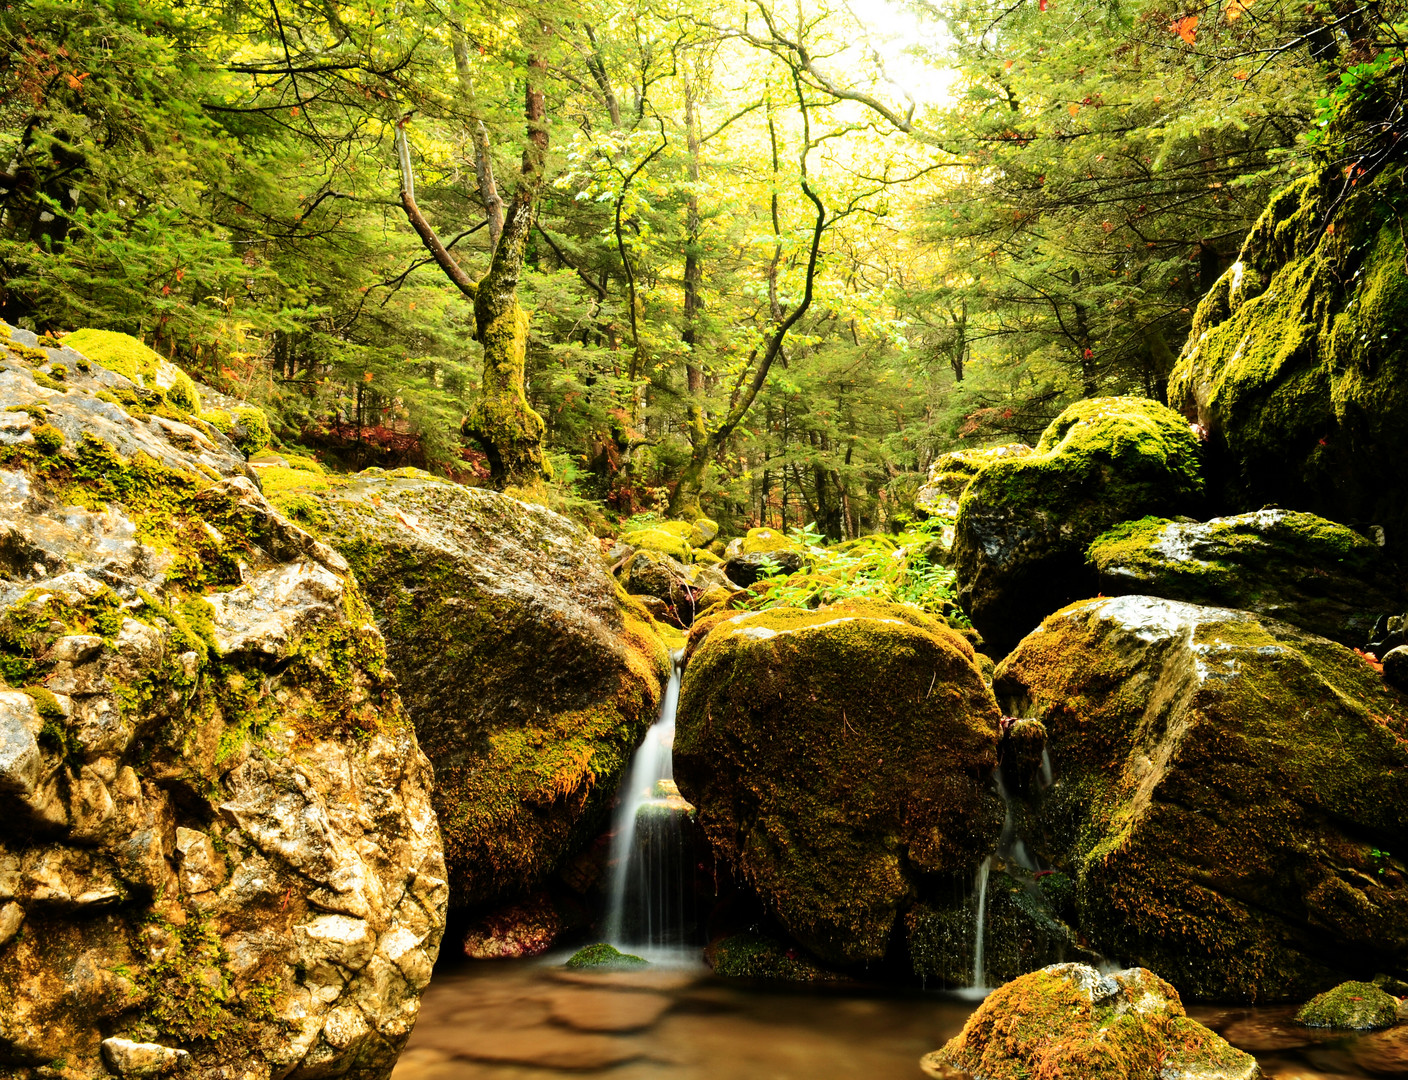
[0,324,446,1078]
[674,599,1002,968]
[617,547,735,628]
[1169,164,1408,552]
[722,527,808,587]
[915,443,1032,520]
[565,943,648,970]
[266,466,671,910]
[1297,981,1401,1029]
[995,595,1408,1001]
[706,932,843,982]
[952,397,1204,655]
[61,329,201,416]
[1088,509,1404,647]
[921,964,1258,1080]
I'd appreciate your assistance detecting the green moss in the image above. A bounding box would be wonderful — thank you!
[6,403,47,422]
[63,329,168,388]
[229,405,271,457]
[30,424,64,455]
[737,527,801,555]
[621,526,693,561]
[709,933,841,982]
[565,943,648,970]
[29,369,64,391]
[1297,981,1401,1029]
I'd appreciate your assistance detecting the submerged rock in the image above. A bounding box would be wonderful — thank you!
[0,325,446,1077]
[266,466,671,911]
[952,396,1204,654]
[996,595,1408,1001]
[675,599,1002,968]
[1297,981,1401,1030]
[1169,164,1408,553]
[921,963,1259,1080]
[565,943,648,970]
[1088,509,1403,647]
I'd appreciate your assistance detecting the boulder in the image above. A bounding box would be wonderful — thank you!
[915,443,1032,520]
[617,548,736,627]
[674,599,1002,967]
[995,595,1408,1001]
[1386,645,1408,691]
[921,964,1258,1080]
[565,943,647,970]
[461,892,563,960]
[705,932,842,982]
[952,397,1204,655]
[0,324,446,1077]
[1297,981,1400,1029]
[1088,509,1404,647]
[721,527,808,587]
[265,466,671,910]
[1169,163,1408,553]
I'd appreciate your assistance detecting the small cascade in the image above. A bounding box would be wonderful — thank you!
[603,651,695,948]
[971,856,992,990]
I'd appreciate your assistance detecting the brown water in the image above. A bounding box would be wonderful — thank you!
[392,957,1408,1080]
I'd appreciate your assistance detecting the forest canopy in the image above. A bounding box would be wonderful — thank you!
[2,0,1403,535]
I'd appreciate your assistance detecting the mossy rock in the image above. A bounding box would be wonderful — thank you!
[1170,164,1408,553]
[922,964,1258,1080]
[1088,509,1403,647]
[62,328,201,416]
[707,932,842,982]
[915,443,1032,519]
[1297,981,1401,1029]
[675,598,1003,968]
[621,525,693,561]
[265,467,671,910]
[565,943,648,970]
[952,396,1204,655]
[994,594,1408,1001]
[691,516,719,546]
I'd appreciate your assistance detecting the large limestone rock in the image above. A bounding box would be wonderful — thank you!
[995,595,1408,1001]
[1169,164,1408,552]
[266,467,671,910]
[922,964,1258,1080]
[0,324,446,1077]
[952,396,1204,655]
[674,599,1001,967]
[1088,509,1404,647]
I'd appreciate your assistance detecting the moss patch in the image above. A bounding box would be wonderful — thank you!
[1297,981,1401,1029]
[565,943,647,970]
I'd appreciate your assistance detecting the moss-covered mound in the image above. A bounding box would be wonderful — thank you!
[1088,509,1403,647]
[915,443,1032,519]
[706,932,842,982]
[1169,165,1408,552]
[62,328,201,415]
[565,943,648,970]
[922,964,1258,1080]
[722,527,808,586]
[995,595,1408,1001]
[266,466,671,910]
[952,397,1204,655]
[0,322,446,1078]
[1297,981,1401,1029]
[674,599,1002,967]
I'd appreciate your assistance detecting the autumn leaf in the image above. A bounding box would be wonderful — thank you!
[1224,0,1251,20]
[1039,0,1049,11]
[363,371,374,382]
[1170,15,1198,44]
[1069,103,1080,116]
[65,71,89,89]
[1234,71,1249,80]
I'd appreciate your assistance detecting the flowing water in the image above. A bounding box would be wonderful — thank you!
[603,652,695,948]
[392,958,1408,1080]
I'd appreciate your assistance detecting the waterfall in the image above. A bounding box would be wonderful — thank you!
[603,651,694,948]
[972,856,992,990]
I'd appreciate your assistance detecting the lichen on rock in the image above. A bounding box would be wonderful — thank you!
[0,326,446,1078]
[951,396,1204,655]
[1297,980,1401,1029]
[674,598,1002,968]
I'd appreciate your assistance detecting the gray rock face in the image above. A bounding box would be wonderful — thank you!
[1088,509,1404,647]
[0,323,446,1078]
[263,467,670,911]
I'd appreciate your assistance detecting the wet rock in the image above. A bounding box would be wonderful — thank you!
[722,527,809,587]
[0,322,446,1078]
[1384,645,1408,691]
[1297,981,1401,1029]
[922,964,1258,1080]
[676,599,1002,967]
[996,595,1408,1001]
[565,942,648,970]
[462,892,563,959]
[262,466,671,911]
[1169,164,1408,556]
[706,932,843,982]
[618,547,733,627]
[1088,509,1404,647]
[952,396,1204,655]
[544,986,672,1032]
[100,1037,190,1076]
[915,443,1032,520]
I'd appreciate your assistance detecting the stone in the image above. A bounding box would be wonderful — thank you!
[1297,981,1401,1029]
[565,942,648,970]
[1169,163,1408,556]
[721,527,808,587]
[461,892,563,959]
[618,547,732,626]
[260,466,670,912]
[995,595,1408,1001]
[706,932,843,982]
[544,986,672,1031]
[915,443,1032,519]
[1088,509,1404,647]
[99,1038,191,1076]
[1385,645,1408,691]
[951,396,1205,654]
[0,321,446,1078]
[921,964,1258,1080]
[675,599,1002,967]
